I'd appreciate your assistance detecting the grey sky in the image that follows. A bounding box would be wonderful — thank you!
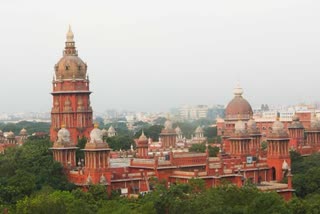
[0,0,319,113]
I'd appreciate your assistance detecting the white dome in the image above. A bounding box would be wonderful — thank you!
[90,127,103,144]
[57,127,71,144]
[195,126,204,133]
[164,119,173,130]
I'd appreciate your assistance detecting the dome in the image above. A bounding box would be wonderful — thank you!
[90,125,103,144]
[268,119,289,138]
[57,126,71,145]
[175,126,182,134]
[108,125,116,133]
[195,126,204,133]
[54,26,87,80]
[164,119,173,130]
[289,114,304,129]
[20,128,27,136]
[7,131,15,138]
[0,130,3,136]
[225,85,253,120]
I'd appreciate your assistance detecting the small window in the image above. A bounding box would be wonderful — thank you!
[66,65,69,70]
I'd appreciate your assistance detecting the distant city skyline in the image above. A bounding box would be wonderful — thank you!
[0,1,319,113]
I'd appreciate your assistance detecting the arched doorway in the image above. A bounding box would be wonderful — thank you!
[271,167,276,181]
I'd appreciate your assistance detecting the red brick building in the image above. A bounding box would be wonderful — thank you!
[50,26,93,144]
[51,30,299,201]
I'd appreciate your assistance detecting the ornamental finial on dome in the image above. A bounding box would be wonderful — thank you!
[66,25,74,42]
[233,83,243,97]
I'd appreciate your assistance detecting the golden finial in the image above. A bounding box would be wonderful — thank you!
[61,124,66,128]
[94,123,99,128]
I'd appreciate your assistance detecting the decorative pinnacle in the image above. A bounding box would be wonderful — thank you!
[66,25,74,42]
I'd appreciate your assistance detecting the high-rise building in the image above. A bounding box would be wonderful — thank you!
[50,26,93,144]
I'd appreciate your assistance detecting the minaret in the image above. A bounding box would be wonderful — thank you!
[50,26,93,144]
[135,130,149,158]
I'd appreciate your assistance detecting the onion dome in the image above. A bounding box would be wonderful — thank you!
[175,126,182,135]
[268,118,289,138]
[56,125,71,146]
[20,128,28,136]
[195,126,204,133]
[101,128,108,137]
[289,114,304,129]
[107,125,116,134]
[89,123,104,144]
[247,117,260,135]
[225,85,253,121]
[54,26,87,80]
[310,113,320,130]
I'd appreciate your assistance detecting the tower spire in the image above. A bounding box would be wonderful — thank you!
[66,25,74,42]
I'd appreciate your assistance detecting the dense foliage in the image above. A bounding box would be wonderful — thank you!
[189,143,220,157]
[0,138,74,210]
[0,121,50,135]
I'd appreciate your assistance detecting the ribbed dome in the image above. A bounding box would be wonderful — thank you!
[54,26,87,80]
[289,115,304,129]
[108,125,116,133]
[268,119,289,138]
[225,85,253,120]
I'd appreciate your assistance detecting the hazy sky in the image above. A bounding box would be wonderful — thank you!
[0,0,320,113]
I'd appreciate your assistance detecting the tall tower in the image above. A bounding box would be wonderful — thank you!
[50,26,93,144]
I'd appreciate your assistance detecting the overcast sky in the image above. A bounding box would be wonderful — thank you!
[0,0,319,113]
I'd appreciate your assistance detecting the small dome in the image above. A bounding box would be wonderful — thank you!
[269,119,289,138]
[7,131,15,138]
[282,160,289,170]
[90,126,103,144]
[225,85,253,120]
[175,126,182,134]
[164,119,173,130]
[107,125,116,133]
[57,127,71,145]
[0,130,4,136]
[195,126,204,133]
[20,128,27,136]
[289,114,304,129]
